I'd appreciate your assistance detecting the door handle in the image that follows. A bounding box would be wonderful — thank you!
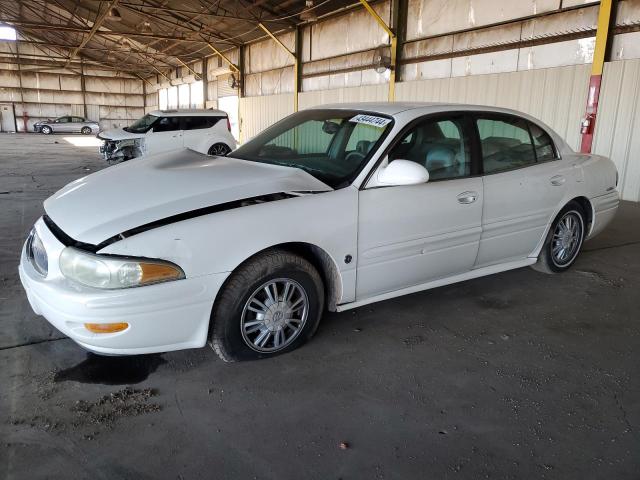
[550,175,566,186]
[457,191,478,204]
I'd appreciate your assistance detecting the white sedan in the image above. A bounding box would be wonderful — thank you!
[19,103,619,361]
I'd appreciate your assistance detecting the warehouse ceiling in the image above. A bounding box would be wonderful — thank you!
[0,0,356,76]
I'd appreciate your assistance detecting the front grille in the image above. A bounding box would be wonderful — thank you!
[27,229,48,276]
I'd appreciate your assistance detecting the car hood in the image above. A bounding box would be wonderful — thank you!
[98,128,145,141]
[44,149,331,245]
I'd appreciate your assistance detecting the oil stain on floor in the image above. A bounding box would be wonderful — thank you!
[54,353,166,385]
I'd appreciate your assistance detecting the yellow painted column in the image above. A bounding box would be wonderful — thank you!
[580,0,614,153]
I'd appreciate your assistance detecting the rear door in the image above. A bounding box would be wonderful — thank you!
[473,113,570,267]
[70,117,85,132]
[181,116,221,152]
[356,113,484,299]
[146,116,182,155]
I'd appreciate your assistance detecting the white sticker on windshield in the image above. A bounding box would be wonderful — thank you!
[349,114,391,128]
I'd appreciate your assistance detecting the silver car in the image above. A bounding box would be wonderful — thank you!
[35,116,100,135]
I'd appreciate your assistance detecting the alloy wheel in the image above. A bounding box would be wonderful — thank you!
[240,278,309,353]
[551,210,584,267]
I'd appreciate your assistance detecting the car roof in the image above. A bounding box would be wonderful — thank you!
[308,102,539,118]
[307,101,571,153]
[150,109,228,117]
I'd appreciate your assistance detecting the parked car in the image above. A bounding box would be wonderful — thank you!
[34,116,100,135]
[19,103,619,361]
[98,109,237,163]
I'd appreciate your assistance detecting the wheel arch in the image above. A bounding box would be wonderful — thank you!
[570,195,594,236]
[531,195,594,258]
[212,242,343,313]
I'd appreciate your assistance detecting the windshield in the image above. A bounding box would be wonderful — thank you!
[124,114,159,133]
[231,109,393,189]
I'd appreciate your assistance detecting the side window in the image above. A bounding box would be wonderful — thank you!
[182,116,220,130]
[528,122,557,162]
[72,117,84,123]
[476,116,536,174]
[153,117,180,133]
[57,117,70,123]
[388,116,471,181]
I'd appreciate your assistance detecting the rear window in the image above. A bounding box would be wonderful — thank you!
[182,116,222,130]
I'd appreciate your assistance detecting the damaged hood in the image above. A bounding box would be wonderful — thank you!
[98,128,145,141]
[44,150,331,245]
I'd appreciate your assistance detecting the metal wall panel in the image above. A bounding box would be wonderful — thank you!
[593,59,640,201]
[396,63,591,149]
[239,94,295,141]
[299,84,388,109]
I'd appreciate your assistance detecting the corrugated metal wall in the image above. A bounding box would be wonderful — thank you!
[593,59,640,201]
[239,93,294,141]
[396,64,591,150]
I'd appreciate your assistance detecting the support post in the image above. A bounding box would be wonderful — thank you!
[81,60,88,119]
[202,57,208,108]
[258,23,298,111]
[359,0,397,101]
[580,0,615,153]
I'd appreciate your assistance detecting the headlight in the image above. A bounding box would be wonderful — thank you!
[59,247,184,289]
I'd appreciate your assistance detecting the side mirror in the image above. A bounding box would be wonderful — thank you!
[377,159,429,186]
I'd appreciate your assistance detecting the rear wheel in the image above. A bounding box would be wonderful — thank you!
[532,201,586,274]
[41,126,52,135]
[209,250,324,362]
[208,143,231,156]
[81,126,92,135]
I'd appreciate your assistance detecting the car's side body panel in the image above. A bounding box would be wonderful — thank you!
[99,187,359,305]
[475,158,576,267]
[356,177,483,299]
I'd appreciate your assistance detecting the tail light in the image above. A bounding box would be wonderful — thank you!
[226,116,231,132]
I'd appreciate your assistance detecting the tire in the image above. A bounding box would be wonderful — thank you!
[532,201,586,274]
[208,143,231,156]
[81,127,92,135]
[209,250,325,362]
[41,126,52,135]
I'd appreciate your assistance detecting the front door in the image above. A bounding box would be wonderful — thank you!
[356,114,483,299]
[473,114,570,267]
[146,116,182,155]
[54,116,73,132]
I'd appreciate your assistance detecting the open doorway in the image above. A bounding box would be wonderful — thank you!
[0,104,16,133]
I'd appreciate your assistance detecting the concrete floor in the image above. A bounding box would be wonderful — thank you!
[1,133,639,479]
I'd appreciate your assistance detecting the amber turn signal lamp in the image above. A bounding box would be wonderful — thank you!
[84,322,129,333]
[140,263,183,284]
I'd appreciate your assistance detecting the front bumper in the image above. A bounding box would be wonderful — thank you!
[19,217,229,355]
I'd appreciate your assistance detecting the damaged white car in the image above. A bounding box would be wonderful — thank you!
[20,103,619,361]
[98,109,236,163]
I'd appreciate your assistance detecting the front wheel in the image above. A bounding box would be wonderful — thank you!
[41,126,52,135]
[532,201,586,274]
[209,250,324,362]
[81,126,92,135]
[208,143,231,156]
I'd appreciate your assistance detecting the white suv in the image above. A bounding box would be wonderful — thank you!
[98,109,237,163]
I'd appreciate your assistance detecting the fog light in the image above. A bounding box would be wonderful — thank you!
[84,322,129,333]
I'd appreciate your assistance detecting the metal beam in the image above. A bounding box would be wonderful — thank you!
[580,0,616,154]
[176,58,201,80]
[64,0,119,69]
[358,0,397,101]
[258,22,298,111]
[206,43,240,74]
